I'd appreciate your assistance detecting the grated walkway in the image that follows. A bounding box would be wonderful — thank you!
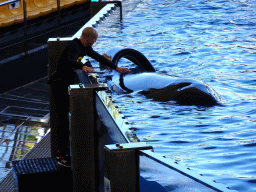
[0,132,50,192]
[0,76,50,191]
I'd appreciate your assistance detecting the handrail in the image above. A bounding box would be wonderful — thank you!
[57,0,61,37]
[0,0,62,56]
[23,0,28,56]
[0,0,19,7]
[0,0,28,55]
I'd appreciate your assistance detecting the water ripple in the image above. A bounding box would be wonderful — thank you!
[94,0,256,191]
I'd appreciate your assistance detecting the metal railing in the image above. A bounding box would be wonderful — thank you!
[0,0,19,6]
[0,0,62,56]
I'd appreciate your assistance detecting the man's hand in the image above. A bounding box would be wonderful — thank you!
[116,67,129,74]
[82,65,95,73]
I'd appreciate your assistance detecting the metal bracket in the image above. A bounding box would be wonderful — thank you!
[69,83,108,90]
[105,142,153,152]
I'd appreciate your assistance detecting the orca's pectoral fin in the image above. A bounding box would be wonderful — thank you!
[138,88,158,96]
[175,82,192,91]
[139,87,178,102]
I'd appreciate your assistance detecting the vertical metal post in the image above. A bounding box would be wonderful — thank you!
[104,143,153,192]
[23,0,28,56]
[57,0,61,37]
[47,38,72,158]
[119,1,122,22]
[69,84,107,192]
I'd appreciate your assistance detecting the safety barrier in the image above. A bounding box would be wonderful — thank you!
[0,0,90,28]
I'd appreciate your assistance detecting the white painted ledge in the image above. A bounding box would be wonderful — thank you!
[73,3,117,39]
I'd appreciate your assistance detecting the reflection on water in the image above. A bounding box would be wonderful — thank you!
[93,0,256,191]
[0,77,50,181]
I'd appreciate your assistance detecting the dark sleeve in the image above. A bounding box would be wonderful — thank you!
[84,45,117,70]
[67,44,86,70]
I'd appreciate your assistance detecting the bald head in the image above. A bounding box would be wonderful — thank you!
[81,27,98,39]
[80,27,98,46]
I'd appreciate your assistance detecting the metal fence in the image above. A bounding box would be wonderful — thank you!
[0,0,62,56]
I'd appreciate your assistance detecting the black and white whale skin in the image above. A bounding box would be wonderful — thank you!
[111,72,221,107]
[102,47,221,107]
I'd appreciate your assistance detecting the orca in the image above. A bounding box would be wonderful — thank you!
[111,72,221,106]
[102,47,221,107]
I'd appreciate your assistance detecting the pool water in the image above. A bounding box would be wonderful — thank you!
[92,0,256,191]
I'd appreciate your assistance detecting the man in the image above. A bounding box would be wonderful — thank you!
[48,27,129,167]
[49,27,129,85]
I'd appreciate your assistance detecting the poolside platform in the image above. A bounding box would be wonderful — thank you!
[0,77,51,191]
[0,132,51,191]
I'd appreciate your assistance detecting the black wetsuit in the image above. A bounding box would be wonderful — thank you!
[48,38,116,85]
[48,38,116,158]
